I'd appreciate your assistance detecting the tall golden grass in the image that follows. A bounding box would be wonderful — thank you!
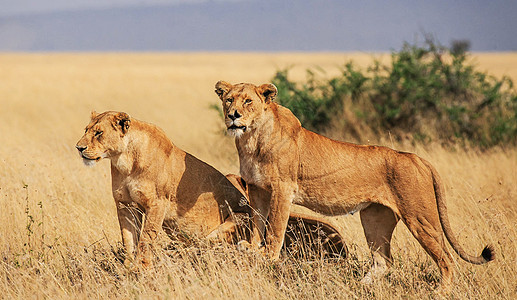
[0,53,516,299]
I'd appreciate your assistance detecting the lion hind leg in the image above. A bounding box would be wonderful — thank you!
[360,203,399,284]
[402,213,454,291]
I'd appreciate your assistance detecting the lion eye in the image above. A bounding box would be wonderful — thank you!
[95,131,103,137]
[244,99,252,104]
[226,98,233,104]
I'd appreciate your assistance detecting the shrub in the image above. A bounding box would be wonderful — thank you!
[272,39,517,148]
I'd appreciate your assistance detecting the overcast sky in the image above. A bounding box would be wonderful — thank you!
[0,0,515,51]
[0,0,229,16]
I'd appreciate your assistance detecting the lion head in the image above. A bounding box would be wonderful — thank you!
[75,111,131,166]
[215,81,277,138]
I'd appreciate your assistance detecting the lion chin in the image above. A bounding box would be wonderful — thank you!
[81,154,104,167]
[227,126,247,138]
[82,158,97,167]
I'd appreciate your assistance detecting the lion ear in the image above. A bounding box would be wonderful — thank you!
[90,111,99,120]
[258,83,278,103]
[215,81,233,100]
[114,112,131,134]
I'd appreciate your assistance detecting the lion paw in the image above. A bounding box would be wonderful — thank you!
[237,240,268,256]
[124,253,153,274]
[361,264,388,285]
[237,240,253,252]
[360,272,374,285]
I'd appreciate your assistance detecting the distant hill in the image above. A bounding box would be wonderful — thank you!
[0,0,516,52]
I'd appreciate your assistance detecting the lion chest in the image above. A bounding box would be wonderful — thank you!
[239,154,269,188]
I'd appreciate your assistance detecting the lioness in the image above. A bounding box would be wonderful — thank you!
[76,111,251,266]
[75,111,346,266]
[215,81,494,289]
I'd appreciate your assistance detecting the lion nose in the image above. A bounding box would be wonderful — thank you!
[228,110,241,121]
[76,145,87,152]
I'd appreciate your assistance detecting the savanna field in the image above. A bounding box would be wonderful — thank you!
[0,52,516,299]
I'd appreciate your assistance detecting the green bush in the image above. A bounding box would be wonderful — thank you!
[272,39,517,148]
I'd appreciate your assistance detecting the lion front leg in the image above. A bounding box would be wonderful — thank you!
[116,201,143,266]
[125,187,168,269]
[264,182,296,260]
[135,201,167,268]
[240,185,271,251]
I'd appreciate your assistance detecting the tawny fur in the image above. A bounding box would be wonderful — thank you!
[76,111,250,267]
[226,174,348,258]
[215,81,494,291]
[75,111,348,266]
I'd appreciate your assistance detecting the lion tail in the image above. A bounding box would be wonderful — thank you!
[423,159,495,265]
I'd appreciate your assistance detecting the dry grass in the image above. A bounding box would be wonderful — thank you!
[0,52,516,299]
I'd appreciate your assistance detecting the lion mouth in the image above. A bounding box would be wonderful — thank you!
[81,154,102,162]
[228,124,247,132]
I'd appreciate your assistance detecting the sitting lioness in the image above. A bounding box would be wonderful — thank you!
[215,81,494,290]
[75,111,347,266]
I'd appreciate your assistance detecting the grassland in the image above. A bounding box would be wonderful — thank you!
[0,52,516,299]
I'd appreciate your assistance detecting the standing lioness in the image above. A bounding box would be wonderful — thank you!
[215,81,494,290]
